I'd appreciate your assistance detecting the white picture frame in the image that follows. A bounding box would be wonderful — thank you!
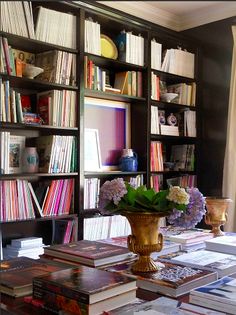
[84,128,102,171]
[84,97,131,171]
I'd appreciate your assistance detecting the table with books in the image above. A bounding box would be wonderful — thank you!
[1,230,236,315]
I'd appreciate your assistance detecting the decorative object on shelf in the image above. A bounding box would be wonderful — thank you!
[119,149,138,172]
[167,187,206,229]
[22,147,39,173]
[22,64,44,79]
[161,93,178,103]
[167,113,177,126]
[100,34,118,59]
[99,178,190,272]
[205,197,232,237]
[159,110,166,125]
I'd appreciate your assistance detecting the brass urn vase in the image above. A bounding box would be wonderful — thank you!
[205,197,232,237]
[122,211,165,272]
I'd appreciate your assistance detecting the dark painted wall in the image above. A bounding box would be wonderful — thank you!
[182,17,235,196]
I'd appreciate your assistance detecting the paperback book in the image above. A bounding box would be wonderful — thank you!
[189,276,236,314]
[166,249,236,278]
[104,260,217,297]
[205,235,236,255]
[44,239,135,267]
[109,296,226,315]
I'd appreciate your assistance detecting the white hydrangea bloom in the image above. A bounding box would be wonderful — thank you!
[166,186,189,205]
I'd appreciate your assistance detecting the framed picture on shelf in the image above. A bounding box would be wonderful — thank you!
[84,128,102,171]
[84,97,131,171]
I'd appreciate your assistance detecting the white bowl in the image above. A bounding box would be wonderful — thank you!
[22,64,44,79]
[161,93,178,103]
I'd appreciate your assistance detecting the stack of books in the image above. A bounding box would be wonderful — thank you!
[189,276,236,314]
[3,237,44,260]
[162,228,214,252]
[109,296,226,315]
[0,256,70,297]
[104,260,217,298]
[43,239,136,267]
[32,265,137,315]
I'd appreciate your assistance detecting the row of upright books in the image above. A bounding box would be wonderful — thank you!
[36,135,77,174]
[0,79,77,127]
[150,141,195,172]
[0,2,76,48]
[84,215,131,241]
[0,178,74,221]
[84,175,143,210]
[0,133,77,175]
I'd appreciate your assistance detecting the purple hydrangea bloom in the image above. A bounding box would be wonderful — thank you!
[99,178,127,210]
[167,187,206,229]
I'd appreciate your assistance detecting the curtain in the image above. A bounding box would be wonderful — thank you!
[222,25,236,232]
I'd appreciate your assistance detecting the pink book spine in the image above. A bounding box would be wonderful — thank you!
[53,179,64,215]
[57,179,68,215]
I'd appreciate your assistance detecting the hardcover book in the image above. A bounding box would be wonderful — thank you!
[9,135,25,173]
[98,237,181,260]
[0,257,70,297]
[205,235,236,255]
[44,239,135,267]
[33,287,136,315]
[166,249,236,278]
[104,260,217,297]
[109,296,226,315]
[189,276,236,314]
[33,265,136,305]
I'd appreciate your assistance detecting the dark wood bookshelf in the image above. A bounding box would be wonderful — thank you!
[0,0,200,258]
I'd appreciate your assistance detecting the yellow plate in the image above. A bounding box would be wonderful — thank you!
[100,34,118,59]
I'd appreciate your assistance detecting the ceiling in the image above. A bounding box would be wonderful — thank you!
[98,1,236,31]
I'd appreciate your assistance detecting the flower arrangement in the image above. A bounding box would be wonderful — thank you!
[99,178,205,228]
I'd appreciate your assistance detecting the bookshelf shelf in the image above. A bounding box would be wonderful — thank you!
[151,100,197,111]
[84,171,146,178]
[0,31,79,54]
[0,173,79,180]
[151,135,197,143]
[84,89,146,102]
[151,69,196,84]
[85,52,147,71]
[0,73,78,91]
[1,122,78,134]
[0,213,78,224]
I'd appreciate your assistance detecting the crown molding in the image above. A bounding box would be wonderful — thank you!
[98,1,236,31]
[98,1,180,31]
